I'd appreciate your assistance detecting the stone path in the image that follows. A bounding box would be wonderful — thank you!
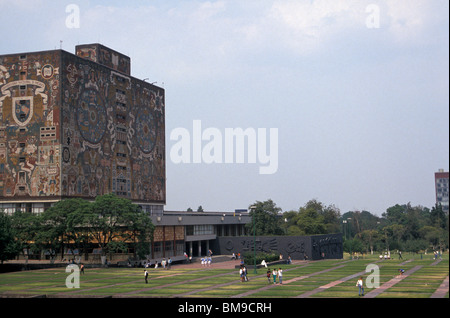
[231,262,352,298]
[363,265,423,298]
[294,268,365,298]
[430,276,449,298]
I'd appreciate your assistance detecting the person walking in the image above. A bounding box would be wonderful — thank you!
[243,265,248,282]
[398,250,403,260]
[267,269,271,283]
[356,276,364,296]
[80,263,84,275]
[144,270,149,284]
[278,268,283,284]
[272,268,277,284]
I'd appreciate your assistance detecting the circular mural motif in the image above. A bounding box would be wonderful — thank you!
[76,88,107,144]
[135,109,157,154]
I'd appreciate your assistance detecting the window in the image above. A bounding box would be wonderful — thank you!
[116,76,126,83]
[165,241,173,257]
[186,225,214,236]
[153,242,162,259]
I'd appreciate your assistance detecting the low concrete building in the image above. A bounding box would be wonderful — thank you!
[149,210,251,262]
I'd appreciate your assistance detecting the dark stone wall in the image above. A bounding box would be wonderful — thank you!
[212,233,342,260]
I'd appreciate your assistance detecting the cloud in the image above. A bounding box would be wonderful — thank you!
[385,0,449,45]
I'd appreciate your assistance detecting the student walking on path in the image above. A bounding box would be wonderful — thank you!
[144,270,149,284]
[272,268,277,284]
[356,276,364,296]
[278,268,283,284]
[267,269,271,283]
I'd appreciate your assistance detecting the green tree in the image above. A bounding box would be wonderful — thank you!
[358,229,379,255]
[430,204,447,229]
[0,212,19,263]
[83,193,154,260]
[383,204,407,225]
[36,199,88,263]
[120,203,155,259]
[296,207,325,235]
[11,210,41,264]
[246,199,283,236]
[66,199,92,261]
[284,200,341,236]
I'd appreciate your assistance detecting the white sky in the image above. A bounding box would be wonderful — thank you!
[1,0,448,215]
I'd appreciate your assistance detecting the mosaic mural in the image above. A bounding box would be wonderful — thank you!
[0,50,61,199]
[0,45,165,204]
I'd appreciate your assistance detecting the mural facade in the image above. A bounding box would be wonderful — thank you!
[0,50,61,201]
[0,45,165,209]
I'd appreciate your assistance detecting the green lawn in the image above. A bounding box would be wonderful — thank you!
[0,254,447,298]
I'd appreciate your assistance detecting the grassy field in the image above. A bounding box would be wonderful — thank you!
[0,253,448,299]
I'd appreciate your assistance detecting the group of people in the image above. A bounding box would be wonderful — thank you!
[239,265,249,282]
[141,258,172,269]
[201,257,212,266]
[433,250,442,260]
[379,252,392,260]
[266,268,283,284]
[231,252,241,260]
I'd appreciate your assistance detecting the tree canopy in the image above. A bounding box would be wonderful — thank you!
[2,194,154,261]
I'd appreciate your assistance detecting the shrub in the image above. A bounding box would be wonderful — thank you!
[242,251,279,265]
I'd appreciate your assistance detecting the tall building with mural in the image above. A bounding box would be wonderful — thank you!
[435,169,449,214]
[0,44,165,214]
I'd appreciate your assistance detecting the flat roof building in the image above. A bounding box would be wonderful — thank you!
[435,169,449,214]
[0,44,165,214]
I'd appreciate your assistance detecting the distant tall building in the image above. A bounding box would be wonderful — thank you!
[0,44,165,214]
[435,169,449,214]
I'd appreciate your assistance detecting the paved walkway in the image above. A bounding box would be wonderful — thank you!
[430,276,449,298]
[295,267,364,298]
[363,265,423,298]
[232,262,350,298]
